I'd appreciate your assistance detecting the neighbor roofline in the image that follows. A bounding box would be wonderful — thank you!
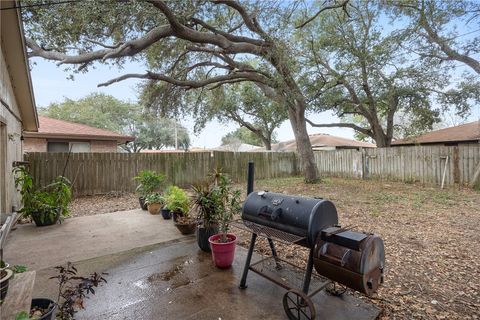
[23,131,135,143]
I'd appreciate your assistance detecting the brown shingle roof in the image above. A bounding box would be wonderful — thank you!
[23,116,134,143]
[392,121,480,145]
[269,133,376,152]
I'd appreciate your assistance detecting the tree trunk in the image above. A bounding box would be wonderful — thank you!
[263,138,272,151]
[288,106,319,183]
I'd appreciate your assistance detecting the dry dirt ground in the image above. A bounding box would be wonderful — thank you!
[68,177,480,319]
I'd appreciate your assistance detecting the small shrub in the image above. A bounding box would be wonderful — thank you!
[50,262,107,320]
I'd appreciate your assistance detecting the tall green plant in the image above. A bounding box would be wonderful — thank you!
[164,186,189,216]
[192,169,241,241]
[13,166,72,224]
[133,170,166,198]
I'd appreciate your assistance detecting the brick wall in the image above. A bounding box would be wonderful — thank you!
[24,137,47,152]
[91,140,118,152]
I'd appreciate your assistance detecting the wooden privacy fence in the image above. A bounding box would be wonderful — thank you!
[25,144,479,196]
[313,144,480,186]
[25,151,298,196]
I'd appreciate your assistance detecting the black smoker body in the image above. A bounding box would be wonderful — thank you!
[238,162,385,319]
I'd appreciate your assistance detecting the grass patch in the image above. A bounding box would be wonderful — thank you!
[370,207,381,217]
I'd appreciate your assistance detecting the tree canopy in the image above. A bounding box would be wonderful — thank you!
[39,93,137,133]
[39,93,190,152]
[22,0,478,180]
[23,0,328,182]
[221,127,276,147]
[296,0,479,147]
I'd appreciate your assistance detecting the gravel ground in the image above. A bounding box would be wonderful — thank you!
[68,192,139,217]
[68,177,480,319]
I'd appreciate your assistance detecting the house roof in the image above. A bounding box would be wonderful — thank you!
[391,121,480,146]
[267,133,376,152]
[23,116,134,143]
[1,0,38,131]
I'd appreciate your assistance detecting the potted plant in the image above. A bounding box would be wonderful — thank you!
[13,166,72,227]
[160,206,172,220]
[18,262,107,320]
[0,263,27,304]
[145,193,164,215]
[133,170,166,210]
[207,173,241,268]
[165,186,196,235]
[0,268,14,302]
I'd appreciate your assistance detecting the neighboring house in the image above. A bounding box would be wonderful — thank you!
[23,116,134,153]
[392,121,480,146]
[1,0,39,216]
[264,133,375,152]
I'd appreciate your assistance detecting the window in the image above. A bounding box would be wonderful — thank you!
[47,142,69,152]
[47,141,91,152]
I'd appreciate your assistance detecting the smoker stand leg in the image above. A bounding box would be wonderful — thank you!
[239,233,257,289]
[267,237,282,269]
[302,248,315,295]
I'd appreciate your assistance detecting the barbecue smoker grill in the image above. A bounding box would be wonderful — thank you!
[233,162,385,320]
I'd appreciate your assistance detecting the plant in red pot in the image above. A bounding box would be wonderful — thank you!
[208,173,241,268]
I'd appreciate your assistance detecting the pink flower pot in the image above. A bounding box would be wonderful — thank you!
[208,233,237,269]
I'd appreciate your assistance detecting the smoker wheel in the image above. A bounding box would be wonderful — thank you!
[325,282,347,296]
[283,289,316,320]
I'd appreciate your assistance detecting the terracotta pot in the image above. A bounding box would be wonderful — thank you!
[147,203,162,215]
[208,233,237,269]
[174,221,197,235]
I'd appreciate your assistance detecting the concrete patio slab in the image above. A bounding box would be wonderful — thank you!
[32,238,380,320]
[3,209,187,270]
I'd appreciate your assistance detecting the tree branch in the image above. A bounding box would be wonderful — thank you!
[419,10,480,75]
[147,0,264,54]
[305,119,372,136]
[27,25,173,64]
[296,0,350,29]
[97,71,268,89]
[211,0,269,39]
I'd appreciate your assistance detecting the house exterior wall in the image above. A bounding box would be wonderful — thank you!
[0,47,23,215]
[24,137,47,152]
[24,138,120,153]
[91,140,118,152]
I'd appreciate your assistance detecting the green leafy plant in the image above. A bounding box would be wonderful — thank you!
[191,169,241,233]
[164,186,190,216]
[214,174,241,242]
[51,262,107,320]
[145,193,165,205]
[133,170,166,198]
[12,265,27,274]
[15,311,31,320]
[13,166,72,224]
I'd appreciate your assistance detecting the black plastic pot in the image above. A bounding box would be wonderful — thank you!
[161,208,172,220]
[197,224,219,252]
[31,210,60,227]
[31,298,57,320]
[138,197,148,210]
[0,269,14,301]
